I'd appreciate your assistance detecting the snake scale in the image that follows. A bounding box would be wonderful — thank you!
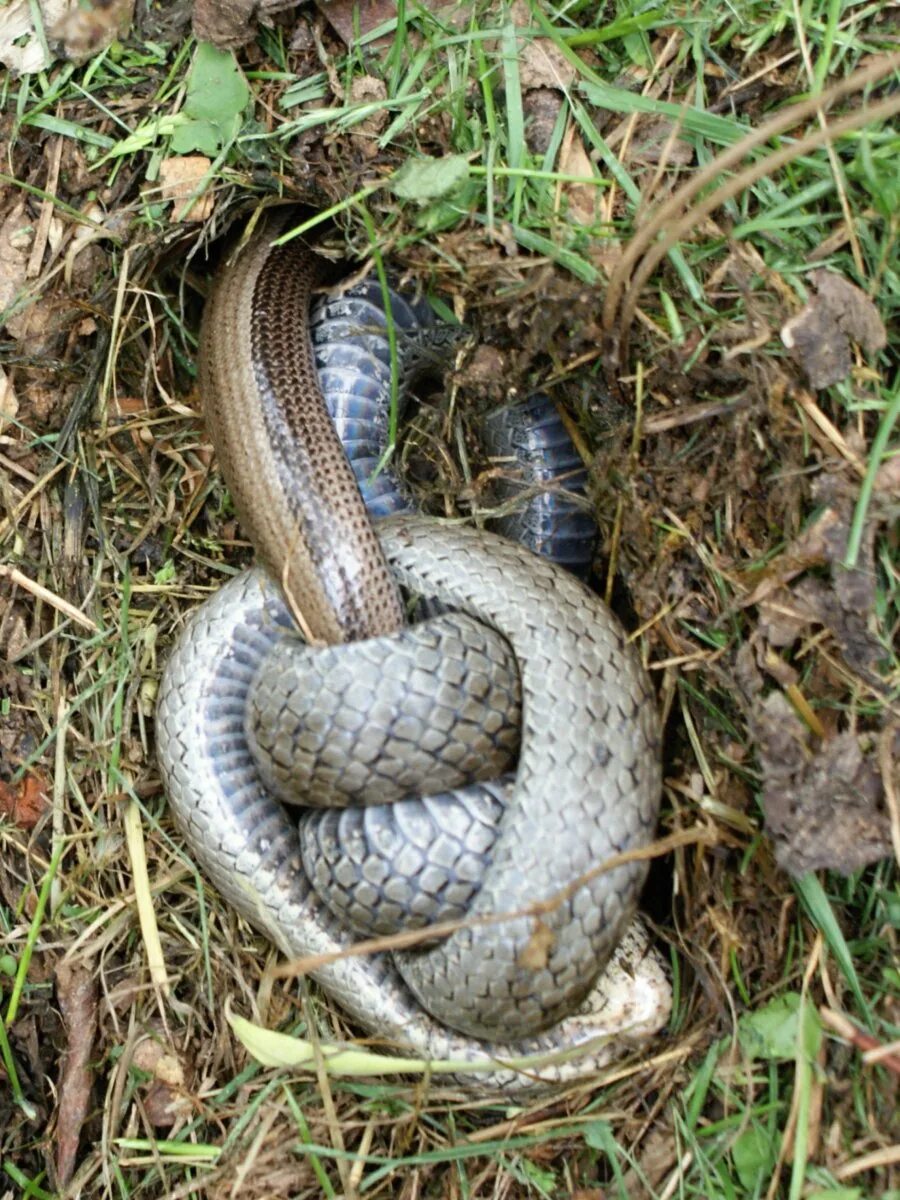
[156,209,671,1089]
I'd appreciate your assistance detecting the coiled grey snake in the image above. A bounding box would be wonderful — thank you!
[155,209,671,1089]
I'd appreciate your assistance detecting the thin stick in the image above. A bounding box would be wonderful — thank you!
[274,826,712,979]
[0,564,99,632]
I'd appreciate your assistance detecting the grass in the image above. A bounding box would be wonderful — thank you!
[0,0,898,1196]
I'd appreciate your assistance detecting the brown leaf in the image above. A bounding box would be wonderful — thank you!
[810,269,888,353]
[345,75,389,152]
[0,364,18,431]
[517,32,576,92]
[131,1033,193,1128]
[0,202,78,354]
[742,477,889,682]
[0,203,31,335]
[619,1124,680,1197]
[0,773,50,830]
[0,0,68,73]
[0,0,131,72]
[316,0,397,46]
[523,87,564,155]
[558,132,599,227]
[874,452,900,497]
[752,693,893,876]
[625,116,694,167]
[55,959,98,1188]
[756,589,810,649]
[192,0,298,49]
[457,345,508,396]
[781,270,887,389]
[109,395,152,417]
[159,156,214,223]
[49,0,134,66]
[192,0,260,48]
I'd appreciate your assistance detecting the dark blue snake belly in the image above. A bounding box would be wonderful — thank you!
[309,283,596,575]
[483,393,597,576]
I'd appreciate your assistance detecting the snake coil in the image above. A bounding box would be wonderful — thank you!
[156,212,671,1089]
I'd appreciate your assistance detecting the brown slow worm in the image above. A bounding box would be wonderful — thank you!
[199,208,404,643]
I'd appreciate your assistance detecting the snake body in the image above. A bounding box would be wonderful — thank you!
[307,272,598,577]
[156,210,670,1086]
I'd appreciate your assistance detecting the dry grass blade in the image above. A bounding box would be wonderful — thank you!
[603,49,900,334]
[0,564,99,632]
[609,83,900,366]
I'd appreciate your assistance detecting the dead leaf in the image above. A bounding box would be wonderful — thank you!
[0,0,130,73]
[559,131,599,226]
[0,365,19,431]
[458,344,508,394]
[741,504,840,610]
[625,116,694,167]
[1,608,29,664]
[192,0,256,48]
[523,87,564,155]
[756,589,810,649]
[781,270,887,389]
[158,156,214,223]
[346,75,389,151]
[493,0,575,91]
[0,203,32,333]
[192,0,297,49]
[131,1033,193,1128]
[751,692,893,876]
[109,395,152,417]
[316,0,397,46]
[619,1124,680,1197]
[874,452,900,497]
[811,269,887,352]
[0,773,50,830]
[49,0,134,66]
[517,32,576,92]
[0,0,69,74]
[0,204,76,353]
[55,959,98,1189]
[743,476,889,681]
